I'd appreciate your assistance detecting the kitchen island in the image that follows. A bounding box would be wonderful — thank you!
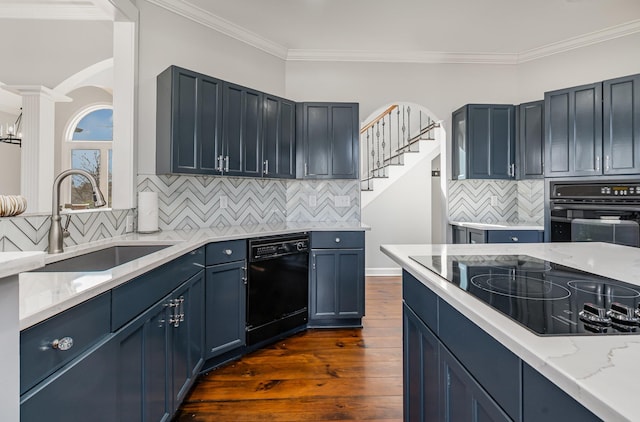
[382,242,640,422]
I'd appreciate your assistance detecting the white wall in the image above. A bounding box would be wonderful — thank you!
[136,0,287,175]
[362,155,433,273]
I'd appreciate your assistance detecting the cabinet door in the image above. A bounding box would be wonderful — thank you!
[170,271,205,411]
[545,83,602,176]
[518,100,545,179]
[467,228,486,244]
[603,74,640,175]
[222,82,263,177]
[20,336,117,422]
[310,248,364,321]
[451,106,467,180]
[156,66,222,175]
[263,95,296,178]
[440,345,512,422]
[297,102,359,179]
[468,105,515,180]
[205,261,247,359]
[403,304,440,422]
[114,296,171,422]
[451,225,467,244]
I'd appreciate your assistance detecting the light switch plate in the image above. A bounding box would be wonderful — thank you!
[220,196,228,209]
[490,195,498,206]
[309,195,317,207]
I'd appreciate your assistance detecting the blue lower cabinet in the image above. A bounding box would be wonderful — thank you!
[114,295,170,422]
[113,269,205,421]
[205,261,246,359]
[20,335,117,422]
[171,270,205,408]
[440,345,511,422]
[403,304,440,422]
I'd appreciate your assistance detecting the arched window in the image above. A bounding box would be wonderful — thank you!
[63,105,113,209]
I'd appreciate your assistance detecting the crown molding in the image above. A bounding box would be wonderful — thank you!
[286,49,519,64]
[518,19,640,63]
[146,0,288,59]
[0,2,112,20]
[140,0,640,65]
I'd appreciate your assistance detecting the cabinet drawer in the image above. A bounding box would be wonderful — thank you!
[487,230,542,243]
[20,292,111,395]
[112,247,204,331]
[402,270,438,333]
[311,231,364,249]
[206,240,247,265]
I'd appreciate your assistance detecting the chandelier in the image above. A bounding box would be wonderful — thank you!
[0,109,22,147]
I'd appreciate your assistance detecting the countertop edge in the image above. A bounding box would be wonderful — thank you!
[18,223,369,329]
[449,220,544,231]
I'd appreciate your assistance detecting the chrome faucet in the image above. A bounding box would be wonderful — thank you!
[48,169,107,254]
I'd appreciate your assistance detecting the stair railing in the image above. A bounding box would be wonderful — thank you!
[360,104,439,191]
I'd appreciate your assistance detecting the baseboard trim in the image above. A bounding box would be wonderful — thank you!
[366,267,402,277]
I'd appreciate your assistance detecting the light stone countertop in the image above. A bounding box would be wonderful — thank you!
[0,252,45,280]
[381,241,640,422]
[18,222,369,330]
[449,220,544,231]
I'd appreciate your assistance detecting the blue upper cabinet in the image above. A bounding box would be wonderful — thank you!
[296,102,360,179]
[545,82,603,177]
[517,100,545,179]
[221,82,263,177]
[603,73,640,175]
[451,104,516,180]
[156,66,223,175]
[263,95,296,179]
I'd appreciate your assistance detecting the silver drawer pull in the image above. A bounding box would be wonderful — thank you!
[511,237,519,242]
[335,237,341,243]
[223,249,233,256]
[51,337,74,351]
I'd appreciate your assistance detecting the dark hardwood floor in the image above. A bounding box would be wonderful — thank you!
[176,276,403,421]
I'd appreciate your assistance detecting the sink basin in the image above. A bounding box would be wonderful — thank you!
[32,245,172,272]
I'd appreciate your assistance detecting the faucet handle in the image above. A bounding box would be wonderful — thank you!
[63,215,71,238]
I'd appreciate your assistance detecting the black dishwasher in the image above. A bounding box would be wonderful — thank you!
[246,233,309,345]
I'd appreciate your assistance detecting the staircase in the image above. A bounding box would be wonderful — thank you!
[360,104,441,207]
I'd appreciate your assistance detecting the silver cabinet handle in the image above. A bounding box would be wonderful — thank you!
[335,237,341,243]
[223,249,233,256]
[511,236,519,242]
[217,155,224,172]
[304,162,308,176]
[605,155,610,171]
[224,156,229,172]
[264,160,269,175]
[178,296,185,323]
[596,156,600,171]
[51,337,74,351]
[241,266,247,284]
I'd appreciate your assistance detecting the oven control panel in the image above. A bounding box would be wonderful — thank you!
[553,183,640,198]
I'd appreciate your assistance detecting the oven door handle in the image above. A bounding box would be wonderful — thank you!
[552,204,640,212]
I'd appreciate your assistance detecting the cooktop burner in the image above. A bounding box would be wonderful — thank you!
[409,254,640,336]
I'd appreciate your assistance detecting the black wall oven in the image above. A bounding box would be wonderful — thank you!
[246,233,309,346]
[548,180,640,247]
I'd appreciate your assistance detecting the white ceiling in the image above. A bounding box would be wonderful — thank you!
[149,0,640,63]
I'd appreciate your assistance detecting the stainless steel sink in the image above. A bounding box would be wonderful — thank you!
[32,245,172,272]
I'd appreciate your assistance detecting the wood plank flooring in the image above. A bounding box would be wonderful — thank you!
[175,276,403,421]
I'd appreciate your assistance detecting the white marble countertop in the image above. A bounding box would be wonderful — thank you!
[18,222,369,330]
[0,252,45,280]
[449,220,544,231]
[381,242,640,422]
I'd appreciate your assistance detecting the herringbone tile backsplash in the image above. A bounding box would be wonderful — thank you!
[0,209,135,252]
[138,175,361,231]
[448,179,544,224]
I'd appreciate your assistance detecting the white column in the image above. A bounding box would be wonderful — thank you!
[4,86,71,213]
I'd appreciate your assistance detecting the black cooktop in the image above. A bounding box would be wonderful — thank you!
[410,254,640,336]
